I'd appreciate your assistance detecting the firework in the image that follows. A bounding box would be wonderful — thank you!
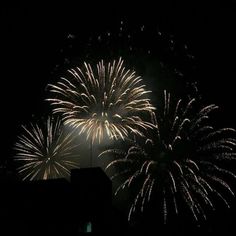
[14,116,80,180]
[100,91,236,223]
[47,58,155,143]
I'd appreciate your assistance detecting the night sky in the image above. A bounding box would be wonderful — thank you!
[1,1,236,234]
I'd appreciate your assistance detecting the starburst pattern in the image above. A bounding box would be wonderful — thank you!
[100,91,236,222]
[47,58,155,143]
[14,116,80,180]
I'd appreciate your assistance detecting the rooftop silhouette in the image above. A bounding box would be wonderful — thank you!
[0,167,112,234]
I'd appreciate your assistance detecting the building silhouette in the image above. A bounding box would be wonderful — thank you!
[0,167,112,235]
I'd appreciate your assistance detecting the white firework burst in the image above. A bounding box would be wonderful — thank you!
[100,91,236,223]
[14,116,80,180]
[47,58,155,143]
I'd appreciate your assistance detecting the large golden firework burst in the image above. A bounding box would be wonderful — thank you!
[47,58,155,143]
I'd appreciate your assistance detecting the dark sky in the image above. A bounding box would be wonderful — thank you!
[1,2,236,162]
[1,2,236,234]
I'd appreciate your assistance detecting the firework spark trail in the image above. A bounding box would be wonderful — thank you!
[14,116,80,180]
[100,90,236,223]
[47,58,155,143]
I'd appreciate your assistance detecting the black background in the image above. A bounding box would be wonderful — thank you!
[2,1,236,160]
[2,2,236,160]
[1,1,236,234]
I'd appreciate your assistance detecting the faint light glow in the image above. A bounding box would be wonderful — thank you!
[67,34,75,39]
[86,222,92,233]
[78,221,92,233]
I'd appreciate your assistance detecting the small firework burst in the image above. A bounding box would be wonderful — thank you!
[100,91,236,223]
[47,58,155,143]
[14,116,80,180]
